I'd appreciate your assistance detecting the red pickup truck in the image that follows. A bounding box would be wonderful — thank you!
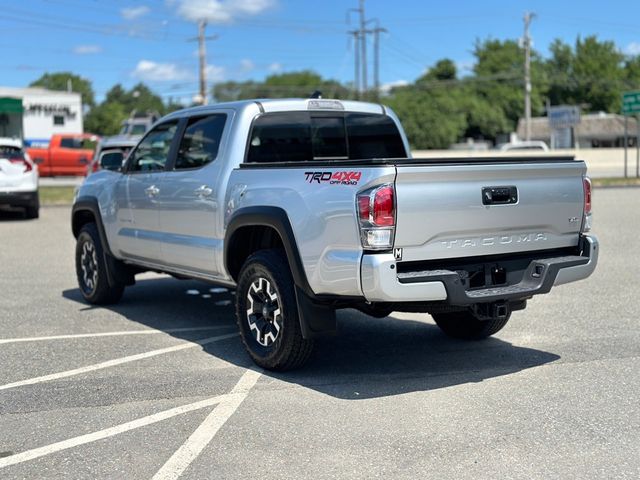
[27,134,99,176]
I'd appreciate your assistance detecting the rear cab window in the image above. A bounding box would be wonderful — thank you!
[60,137,98,150]
[246,111,406,163]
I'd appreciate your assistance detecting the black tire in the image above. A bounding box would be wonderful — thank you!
[432,310,511,340]
[235,249,314,371]
[75,223,125,305]
[24,205,39,219]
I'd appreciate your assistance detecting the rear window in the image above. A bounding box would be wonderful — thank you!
[246,112,406,163]
[346,113,407,160]
[0,146,24,160]
[60,137,98,150]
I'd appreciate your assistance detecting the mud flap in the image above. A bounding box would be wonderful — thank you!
[294,285,337,339]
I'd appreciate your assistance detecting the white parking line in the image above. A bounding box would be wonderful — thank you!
[0,333,238,391]
[0,369,261,471]
[0,326,235,345]
[152,369,262,480]
[0,394,226,469]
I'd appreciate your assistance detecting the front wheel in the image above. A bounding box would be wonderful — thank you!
[75,223,124,305]
[235,250,314,371]
[432,310,511,340]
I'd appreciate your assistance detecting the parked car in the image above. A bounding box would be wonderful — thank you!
[119,111,160,137]
[499,140,549,152]
[71,98,598,370]
[27,134,99,177]
[0,137,39,218]
[87,135,140,175]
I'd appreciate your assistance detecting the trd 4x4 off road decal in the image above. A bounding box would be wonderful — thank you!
[304,171,362,185]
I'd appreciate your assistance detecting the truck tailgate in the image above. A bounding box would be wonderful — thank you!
[394,160,587,262]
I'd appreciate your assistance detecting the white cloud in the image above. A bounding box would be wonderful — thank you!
[206,64,226,82]
[379,80,408,95]
[625,42,640,56]
[73,44,102,55]
[268,62,282,73]
[455,59,474,74]
[121,5,151,21]
[239,59,255,73]
[173,0,275,24]
[132,60,193,82]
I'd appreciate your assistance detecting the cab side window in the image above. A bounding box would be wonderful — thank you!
[127,121,178,172]
[175,114,227,170]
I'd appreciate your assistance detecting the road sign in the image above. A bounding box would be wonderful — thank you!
[548,105,580,129]
[622,91,640,115]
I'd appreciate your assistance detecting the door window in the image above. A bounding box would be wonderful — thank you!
[127,121,178,172]
[175,114,227,169]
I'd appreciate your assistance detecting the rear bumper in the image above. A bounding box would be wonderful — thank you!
[361,235,598,304]
[0,190,39,208]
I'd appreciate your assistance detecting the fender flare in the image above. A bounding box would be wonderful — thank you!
[72,196,112,255]
[225,206,311,295]
[72,196,134,286]
[225,206,337,338]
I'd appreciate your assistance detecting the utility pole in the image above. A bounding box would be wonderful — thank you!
[523,12,536,141]
[188,21,218,105]
[348,30,360,98]
[370,21,387,98]
[358,0,367,93]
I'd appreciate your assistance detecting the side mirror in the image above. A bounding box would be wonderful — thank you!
[99,151,125,172]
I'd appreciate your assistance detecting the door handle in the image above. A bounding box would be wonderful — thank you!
[145,185,160,197]
[194,185,213,197]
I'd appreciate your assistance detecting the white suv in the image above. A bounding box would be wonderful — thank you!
[0,138,39,219]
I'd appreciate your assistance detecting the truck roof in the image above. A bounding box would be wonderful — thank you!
[163,98,387,122]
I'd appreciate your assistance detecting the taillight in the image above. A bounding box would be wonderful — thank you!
[357,184,396,249]
[582,177,592,232]
[583,177,592,214]
[10,157,32,173]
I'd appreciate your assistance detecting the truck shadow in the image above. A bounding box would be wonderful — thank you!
[62,276,560,400]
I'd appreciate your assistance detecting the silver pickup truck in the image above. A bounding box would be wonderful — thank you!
[71,98,598,370]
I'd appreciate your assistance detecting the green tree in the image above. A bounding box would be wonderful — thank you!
[104,83,165,115]
[624,56,640,89]
[84,102,127,135]
[385,84,467,149]
[472,39,547,128]
[546,36,632,112]
[572,36,625,112]
[30,72,96,108]
[213,70,351,101]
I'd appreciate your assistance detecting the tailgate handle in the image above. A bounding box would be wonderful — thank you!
[482,186,518,205]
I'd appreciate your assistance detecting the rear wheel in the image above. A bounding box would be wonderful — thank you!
[75,223,124,305]
[432,310,511,340]
[24,193,39,219]
[24,205,39,219]
[235,250,314,371]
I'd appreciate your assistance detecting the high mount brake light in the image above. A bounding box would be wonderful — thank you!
[357,184,396,249]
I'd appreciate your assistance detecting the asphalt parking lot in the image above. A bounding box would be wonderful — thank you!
[0,188,638,479]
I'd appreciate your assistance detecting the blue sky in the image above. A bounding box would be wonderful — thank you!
[2,0,640,103]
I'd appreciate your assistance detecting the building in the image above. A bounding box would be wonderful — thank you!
[517,112,639,149]
[0,86,83,146]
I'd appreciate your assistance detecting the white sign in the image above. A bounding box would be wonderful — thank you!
[548,106,580,129]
